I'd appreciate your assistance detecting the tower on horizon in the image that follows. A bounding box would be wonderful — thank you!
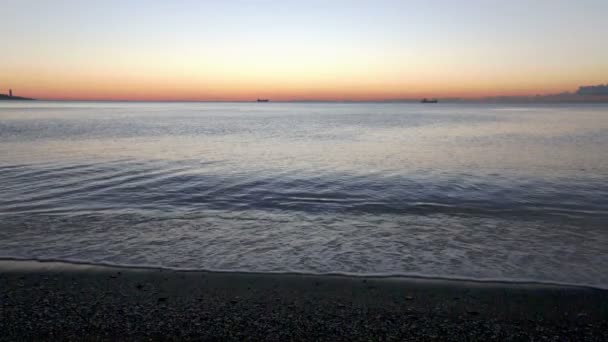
[9,89,12,97]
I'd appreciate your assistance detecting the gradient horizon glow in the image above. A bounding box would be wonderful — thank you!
[1,0,607,101]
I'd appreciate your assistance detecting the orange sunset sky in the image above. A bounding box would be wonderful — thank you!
[1,1,607,101]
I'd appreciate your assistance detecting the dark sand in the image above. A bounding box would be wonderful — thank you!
[1,260,607,341]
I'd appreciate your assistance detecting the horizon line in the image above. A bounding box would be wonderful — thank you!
[5,83,608,103]
[5,97,608,104]
[4,85,608,103]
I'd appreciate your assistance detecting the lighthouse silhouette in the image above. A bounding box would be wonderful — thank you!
[9,89,12,97]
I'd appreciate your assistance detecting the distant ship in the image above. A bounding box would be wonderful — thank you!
[421,98,438,103]
[257,99,269,102]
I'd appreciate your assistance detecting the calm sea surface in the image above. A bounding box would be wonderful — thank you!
[0,102,607,287]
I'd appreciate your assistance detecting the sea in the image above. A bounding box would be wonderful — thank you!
[0,101,607,288]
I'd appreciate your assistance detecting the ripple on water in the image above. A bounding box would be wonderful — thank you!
[0,102,607,288]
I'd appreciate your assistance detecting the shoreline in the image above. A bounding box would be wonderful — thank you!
[0,257,605,291]
[2,260,607,340]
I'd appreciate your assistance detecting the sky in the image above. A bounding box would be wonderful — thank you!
[1,0,607,101]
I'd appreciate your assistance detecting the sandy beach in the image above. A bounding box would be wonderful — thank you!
[1,260,606,340]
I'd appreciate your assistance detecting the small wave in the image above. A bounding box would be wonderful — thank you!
[1,160,607,219]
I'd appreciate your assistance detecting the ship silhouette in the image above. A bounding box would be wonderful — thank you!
[421,98,438,103]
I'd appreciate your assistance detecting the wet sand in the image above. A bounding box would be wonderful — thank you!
[1,260,607,340]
